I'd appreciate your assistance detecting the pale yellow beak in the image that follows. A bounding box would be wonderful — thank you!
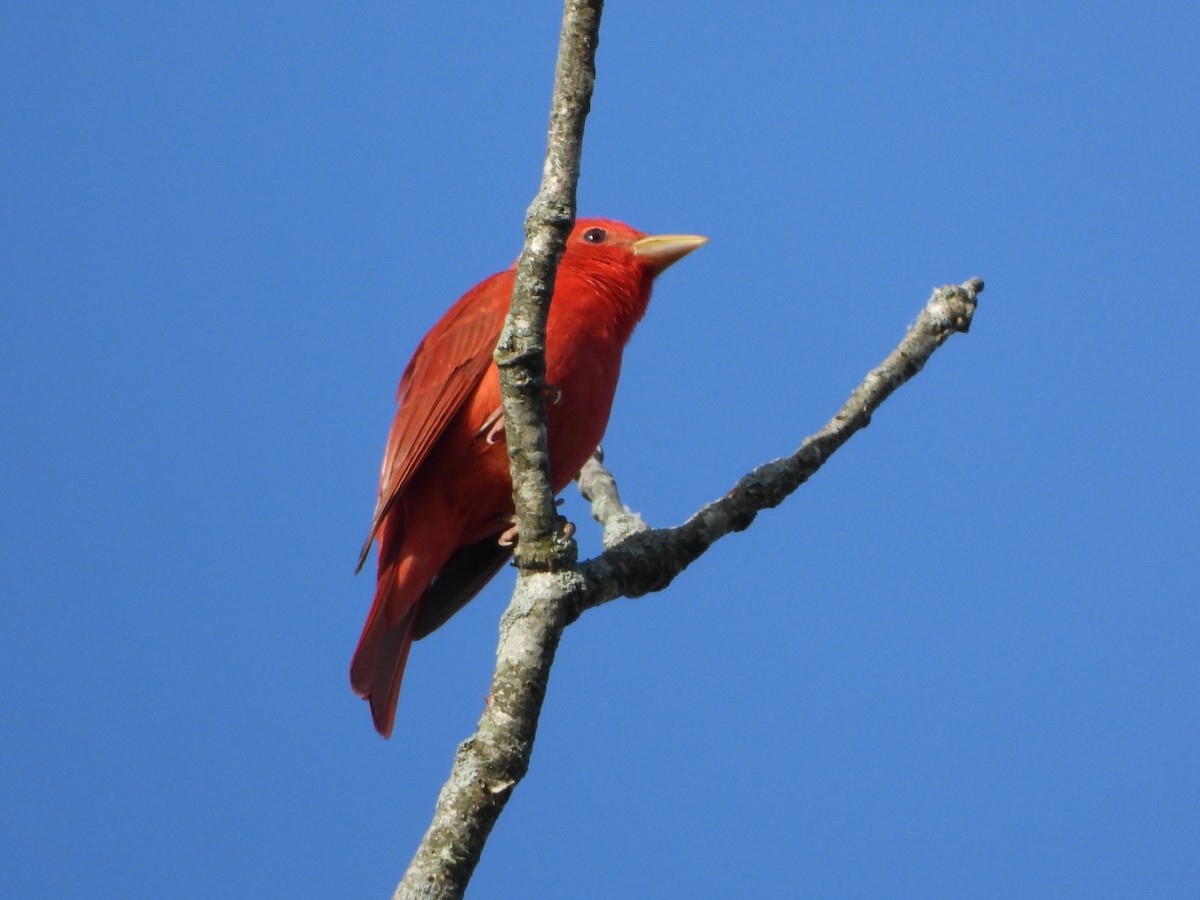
[632,233,709,274]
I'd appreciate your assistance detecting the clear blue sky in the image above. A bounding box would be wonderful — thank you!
[3,4,1197,898]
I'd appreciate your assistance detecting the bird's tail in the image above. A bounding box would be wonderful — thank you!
[349,554,429,739]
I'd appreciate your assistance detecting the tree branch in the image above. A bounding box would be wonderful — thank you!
[395,274,982,897]
[492,0,604,573]
[394,3,603,899]
[570,278,984,617]
[576,449,650,548]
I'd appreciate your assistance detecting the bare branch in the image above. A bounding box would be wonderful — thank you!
[570,278,984,617]
[395,274,982,897]
[394,3,603,898]
[492,0,604,573]
[576,449,650,547]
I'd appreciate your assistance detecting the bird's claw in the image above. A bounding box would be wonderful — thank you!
[477,386,558,446]
[477,407,506,445]
[495,511,521,546]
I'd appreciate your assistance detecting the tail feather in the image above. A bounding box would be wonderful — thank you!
[350,559,425,739]
[350,530,515,738]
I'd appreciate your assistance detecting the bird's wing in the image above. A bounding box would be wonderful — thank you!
[356,271,512,571]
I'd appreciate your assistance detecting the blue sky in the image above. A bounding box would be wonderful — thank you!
[3,3,1197,897]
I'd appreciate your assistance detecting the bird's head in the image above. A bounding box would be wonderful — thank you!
[559,217,707,317]
[563,217,708,281]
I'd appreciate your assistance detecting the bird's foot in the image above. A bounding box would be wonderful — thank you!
[496,502,574,548]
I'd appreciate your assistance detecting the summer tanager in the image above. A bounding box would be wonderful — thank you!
[351,218,707,737]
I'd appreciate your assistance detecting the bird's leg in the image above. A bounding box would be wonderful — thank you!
[476,384,563,446]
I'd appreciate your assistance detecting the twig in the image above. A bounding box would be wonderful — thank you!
[576,449,650,547]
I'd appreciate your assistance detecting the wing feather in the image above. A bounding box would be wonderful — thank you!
[355,270,512,571]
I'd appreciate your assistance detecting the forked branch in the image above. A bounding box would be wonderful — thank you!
[395,276,982,899]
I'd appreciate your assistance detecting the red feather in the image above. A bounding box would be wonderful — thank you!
[351,218,706,737]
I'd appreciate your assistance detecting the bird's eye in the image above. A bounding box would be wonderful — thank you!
[582,227,608,244]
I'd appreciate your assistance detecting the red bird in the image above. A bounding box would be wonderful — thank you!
[351,218,707,737]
